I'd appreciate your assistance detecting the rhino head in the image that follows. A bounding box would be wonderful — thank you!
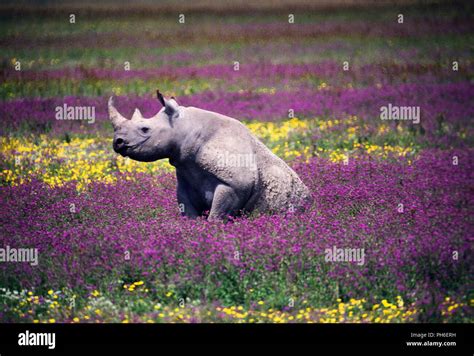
[109,91,181,162]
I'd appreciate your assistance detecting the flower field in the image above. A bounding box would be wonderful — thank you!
[0,2,473,323]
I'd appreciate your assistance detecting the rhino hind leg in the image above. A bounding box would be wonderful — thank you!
[208,184,246,220]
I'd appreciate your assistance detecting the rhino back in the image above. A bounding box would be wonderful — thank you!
[180,107,258,194]
[250,137,311,212]
[179,106,311,213]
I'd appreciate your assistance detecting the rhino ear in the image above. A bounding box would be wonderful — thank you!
[156,90,179,117]
[156,90,166,107]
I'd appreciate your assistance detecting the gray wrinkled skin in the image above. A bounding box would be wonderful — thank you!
[109,95,312,220]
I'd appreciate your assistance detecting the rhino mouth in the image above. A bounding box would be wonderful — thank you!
[116,146,129,157]
[117,137,150,157]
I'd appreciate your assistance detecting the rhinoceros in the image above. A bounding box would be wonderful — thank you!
[109,91,311,220]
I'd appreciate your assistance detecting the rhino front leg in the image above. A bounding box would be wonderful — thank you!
[208,184,244,220]
[177,179,200,218]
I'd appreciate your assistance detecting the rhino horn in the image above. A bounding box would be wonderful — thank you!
[131,108,142,121]
[108,96,128,126]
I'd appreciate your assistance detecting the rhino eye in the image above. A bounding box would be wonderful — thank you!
[141,127,150,134]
